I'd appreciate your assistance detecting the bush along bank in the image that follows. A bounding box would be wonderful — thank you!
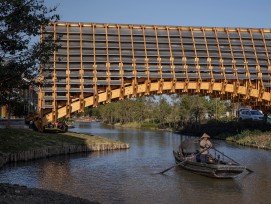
[225,130,271,150]
[180,119,271,139]
[0,128,129,169]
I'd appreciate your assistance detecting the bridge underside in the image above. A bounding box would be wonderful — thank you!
[39,22,271,127]
[41,80,271,126]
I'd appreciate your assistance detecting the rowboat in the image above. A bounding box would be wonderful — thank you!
[171,138,248,178]
[173,150,246,179]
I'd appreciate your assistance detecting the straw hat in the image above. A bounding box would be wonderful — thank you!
[200,133,210,139]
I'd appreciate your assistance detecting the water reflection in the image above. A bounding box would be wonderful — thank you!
[1,122,271,203]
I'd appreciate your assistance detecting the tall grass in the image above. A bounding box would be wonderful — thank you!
[226,130,271,149]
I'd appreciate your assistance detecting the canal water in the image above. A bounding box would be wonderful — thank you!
[0,122,271,203]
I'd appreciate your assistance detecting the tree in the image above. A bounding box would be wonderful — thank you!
[179,95,208,127]
[207,98,227,119]
[154,95,171,128]
[179,95,195,127]
[191,95,207,125]
[0,0,59,126]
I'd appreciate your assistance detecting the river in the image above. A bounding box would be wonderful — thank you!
[0,122,271,203]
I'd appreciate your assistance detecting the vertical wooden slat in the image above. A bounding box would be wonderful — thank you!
[260,29,271,102]
[202,28,214,93]
[79,23,85,111]
[154,26,163,93]
[117,25,124,99]
[129,26,137,97]
[261,29,271,68]
[225,28,239,96]
[249,29,262,97]
[92,24,98,107]
[66,23,71,117]
[52,22,57,123]
[142,26,150,95]
[237,28,251,99]
[178,28,189,92]
[105,25,111,102]
[166,27,176,92]
[190,27,201,92]
[249,29,264,101]
[213,28,226,87]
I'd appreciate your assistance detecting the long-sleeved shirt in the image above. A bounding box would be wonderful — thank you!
[200,139,212,155]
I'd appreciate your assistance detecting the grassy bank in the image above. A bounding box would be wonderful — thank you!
[0,128,128,203]
[0,128,128,153]
[0,128,129,168]
[226,130,271,150]
[113,121,173,131]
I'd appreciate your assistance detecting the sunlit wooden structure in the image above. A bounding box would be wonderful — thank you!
[39,22,271,127]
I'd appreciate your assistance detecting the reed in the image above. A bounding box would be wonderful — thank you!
[226,130,271,150]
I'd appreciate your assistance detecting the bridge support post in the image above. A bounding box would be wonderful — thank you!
[233,81,240,97]
[220,80,228,94]
[93,94,99,107]
[171,79,176,93]
[132,80,138,97]
[144,80,151,95]
[208,79,215,93]
[158,79,164,94]
[119,86,125,100]
[106,88,112,103]
[183,79,189,93]
[196,79,202,93]
[79,98,85,112]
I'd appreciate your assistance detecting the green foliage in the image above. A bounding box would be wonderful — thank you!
[207,98,228,119]
[92,96,171,128]
[0,0,59,106]
[91,94,233,130]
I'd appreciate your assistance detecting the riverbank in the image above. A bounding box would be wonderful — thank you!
[0,128,129,169]
[225,130,271,150]
[113,121,175,132]
[0,128,129,203]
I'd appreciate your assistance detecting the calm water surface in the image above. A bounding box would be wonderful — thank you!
[1,122,271,204]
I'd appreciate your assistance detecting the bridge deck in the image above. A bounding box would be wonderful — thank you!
[39,22,271,126]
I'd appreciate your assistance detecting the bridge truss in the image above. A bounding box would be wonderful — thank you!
[39,22,271,126]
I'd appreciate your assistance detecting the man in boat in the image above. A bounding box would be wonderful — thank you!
[199,133,213,163]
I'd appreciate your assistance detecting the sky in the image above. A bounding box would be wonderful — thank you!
[44,0,271,28]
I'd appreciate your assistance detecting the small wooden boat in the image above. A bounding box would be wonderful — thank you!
[173,150,246,178]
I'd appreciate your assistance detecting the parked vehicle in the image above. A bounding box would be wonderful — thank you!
[239,109,264,121]
[239,108,250,114]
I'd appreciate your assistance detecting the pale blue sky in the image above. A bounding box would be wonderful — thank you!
[44,0,271,28]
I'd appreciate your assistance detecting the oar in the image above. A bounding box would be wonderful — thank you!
[213,147,254,173]
[159,147,210,174]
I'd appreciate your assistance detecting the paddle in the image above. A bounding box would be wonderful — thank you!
[213,147,254,173]
[159,147,210,174]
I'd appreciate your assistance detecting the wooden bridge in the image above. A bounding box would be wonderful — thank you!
[38,22,271,127]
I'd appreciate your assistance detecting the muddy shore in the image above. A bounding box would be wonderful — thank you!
[0,183,99,204]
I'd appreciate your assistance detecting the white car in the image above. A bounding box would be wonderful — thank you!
[239,110,264,121]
